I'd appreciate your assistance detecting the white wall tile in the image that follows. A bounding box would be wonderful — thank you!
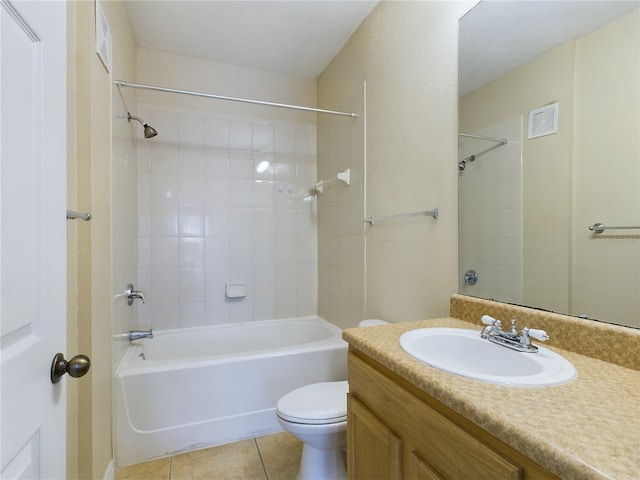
[229,236,253,265]
[205,178,229,208]
[205,148,230,178]
[205,118,229,148]
[179,145,205,177]
[253,208,275,237]
[151,206,178,236]
[276,292,297,318]
[205,236,230,267]
[138,237,151,269]
[205,266,230,298]
[178,207,205,237]
[228,208,253,236]
[276,236,297,264]
[275,125,296,154]
[205,295,230,324]
[179,237,205,266]
[229,150,253,179]
[253,236,276,265]
[151,237,179,268]
[180,267,205,298]
[151,174,179,206]
[140,106,318,326]
[139,174,151,205]
[205,209,229,237]
[151,267,179,300]
[253,153,275,180]
[253,265,276,294]
[229,297,253,322]
[178,114,204,146]
[228,179,253,208]
[253,180,275,208]
[229,120,252,150]
[253,122,275,152]
[179,177,205,206]
[151,297,179,330]
[139,205,151,236]
[179,297,206,328]
[253,294,276,321]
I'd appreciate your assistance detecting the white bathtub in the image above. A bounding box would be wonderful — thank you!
[114,316,347,466]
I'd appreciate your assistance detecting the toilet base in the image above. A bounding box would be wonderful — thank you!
[297,444,346,480]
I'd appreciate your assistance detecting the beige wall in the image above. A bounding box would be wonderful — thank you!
[318,1,474,327]
[572,10,639,327]
[460,9,639,327]
[67,1,137,478]
[136,48,317,124]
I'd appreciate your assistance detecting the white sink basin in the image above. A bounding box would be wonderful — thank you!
[399,328,576,386]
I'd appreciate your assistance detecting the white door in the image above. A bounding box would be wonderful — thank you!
[1,1,68,478]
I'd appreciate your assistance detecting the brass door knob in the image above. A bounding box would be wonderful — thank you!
[50,353,91,384]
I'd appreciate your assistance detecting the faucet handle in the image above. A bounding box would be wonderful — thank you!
[527,328,549,342]
[481,315,498,325]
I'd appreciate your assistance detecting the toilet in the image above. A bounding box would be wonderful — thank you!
[276,381,349,480]
[276,319,389,480]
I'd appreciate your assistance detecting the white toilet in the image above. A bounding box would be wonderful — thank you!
[276,319,389,480]
[276,381,349,480]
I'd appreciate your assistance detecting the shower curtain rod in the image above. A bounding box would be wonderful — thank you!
[459,132,508,145]
[114,80,360,118]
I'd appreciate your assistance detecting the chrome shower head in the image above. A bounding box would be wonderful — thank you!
[127,113,158,139]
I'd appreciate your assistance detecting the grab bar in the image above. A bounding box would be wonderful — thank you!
[67,210,92,221]
[589,223,640,234]
[364,209,439,225]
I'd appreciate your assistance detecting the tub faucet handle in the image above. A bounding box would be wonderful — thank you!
[125,283,145,305]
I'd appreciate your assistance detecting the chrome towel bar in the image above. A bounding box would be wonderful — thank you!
[364,209,439,225]
[589,223,639,234]
[67,210,92,221]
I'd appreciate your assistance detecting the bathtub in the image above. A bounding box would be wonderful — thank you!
[114,316,347,466]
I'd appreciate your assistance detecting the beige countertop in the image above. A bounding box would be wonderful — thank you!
[343,317,640,480]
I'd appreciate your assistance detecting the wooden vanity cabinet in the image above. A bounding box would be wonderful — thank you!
[347,350,559,480]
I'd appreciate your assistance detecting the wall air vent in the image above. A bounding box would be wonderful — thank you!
[528,102,559,139]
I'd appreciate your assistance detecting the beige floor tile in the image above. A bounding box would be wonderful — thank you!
[171,439,267,480]
[256,432,303,480]
[115,457,170,480]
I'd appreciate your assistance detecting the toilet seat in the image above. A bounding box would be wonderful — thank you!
[276,381,348,425]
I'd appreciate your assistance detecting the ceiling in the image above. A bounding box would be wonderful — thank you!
[125,1,638,91]
[125,0,379,78]
[459,0,640,96]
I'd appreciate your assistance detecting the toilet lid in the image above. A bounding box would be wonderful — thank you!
[276,381,348,425]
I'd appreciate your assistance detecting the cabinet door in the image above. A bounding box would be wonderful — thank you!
[408,451,445,480]
[348,394,402,480]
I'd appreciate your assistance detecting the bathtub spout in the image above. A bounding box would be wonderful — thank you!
[128,329,153,341]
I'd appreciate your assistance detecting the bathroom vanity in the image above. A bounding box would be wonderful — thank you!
[343,296,640,479]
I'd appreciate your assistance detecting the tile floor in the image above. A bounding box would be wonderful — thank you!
[115,432,302,480]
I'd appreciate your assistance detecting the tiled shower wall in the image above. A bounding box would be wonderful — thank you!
[137,105,318,330]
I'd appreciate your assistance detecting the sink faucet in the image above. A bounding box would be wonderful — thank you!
[480,315,549,353]
[128,329,153,341]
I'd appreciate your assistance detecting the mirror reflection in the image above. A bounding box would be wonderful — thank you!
[458,1,639,328]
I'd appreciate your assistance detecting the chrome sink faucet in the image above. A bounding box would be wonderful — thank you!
[480,315,549,353]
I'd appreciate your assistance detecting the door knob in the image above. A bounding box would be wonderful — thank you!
[50,353,91,384]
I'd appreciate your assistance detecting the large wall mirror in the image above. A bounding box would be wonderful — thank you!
[458,1,639,329]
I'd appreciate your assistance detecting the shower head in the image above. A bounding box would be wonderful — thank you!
[127,113,158,138]
[458,154,476,171]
